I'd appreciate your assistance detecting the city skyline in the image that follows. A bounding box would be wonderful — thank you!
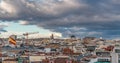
[0,0,120,39]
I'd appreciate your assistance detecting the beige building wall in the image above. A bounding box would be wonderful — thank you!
[29,56,46,62]
[2,61,18,63]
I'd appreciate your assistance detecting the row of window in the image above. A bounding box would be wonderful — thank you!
[98,59,110,62]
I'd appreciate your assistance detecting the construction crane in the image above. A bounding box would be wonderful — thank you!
[23,32,39,45]
[0,38,4,47]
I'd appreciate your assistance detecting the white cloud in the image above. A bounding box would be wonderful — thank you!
[70,26,87,31]
[88,31,102,36]
[0,31,62,38]
[19,20,29,25]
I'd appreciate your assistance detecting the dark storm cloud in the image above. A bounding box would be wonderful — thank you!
[0,0,120,39]
[0,29,7,32]
[0,24,7,32]
[0,0,87,20]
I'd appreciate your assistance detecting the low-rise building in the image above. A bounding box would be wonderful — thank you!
[111,44,120,63]
[2,59,18,63]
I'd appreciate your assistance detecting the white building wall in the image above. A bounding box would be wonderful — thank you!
[111,52,118,63]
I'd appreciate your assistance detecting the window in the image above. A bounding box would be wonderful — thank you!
[118,55,120,59]
[98,59,110,62]
[115,49,120,53]
[118,60,120,63]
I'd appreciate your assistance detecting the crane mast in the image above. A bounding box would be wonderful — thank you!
[23,32,39,45]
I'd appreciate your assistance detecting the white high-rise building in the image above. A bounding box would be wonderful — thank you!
[111,44,120,63]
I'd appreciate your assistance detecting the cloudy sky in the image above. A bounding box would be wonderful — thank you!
[0,0,120,39]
